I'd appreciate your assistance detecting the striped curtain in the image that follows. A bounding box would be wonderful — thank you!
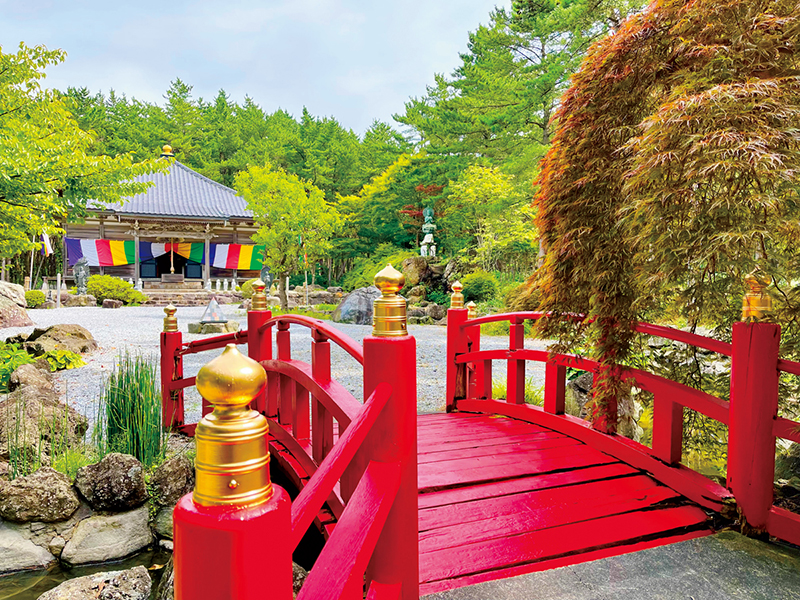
[65,238,137,267]
[212,244,265,270]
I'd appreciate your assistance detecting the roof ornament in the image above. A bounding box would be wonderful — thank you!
[161,144,175,158]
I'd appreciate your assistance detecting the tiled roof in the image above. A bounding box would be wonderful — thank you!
[94,160,252,220]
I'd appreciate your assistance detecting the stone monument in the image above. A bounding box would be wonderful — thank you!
[74,258,90,295]
[420,206,437,257]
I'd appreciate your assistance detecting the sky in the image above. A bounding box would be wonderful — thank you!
[1,0,504,135]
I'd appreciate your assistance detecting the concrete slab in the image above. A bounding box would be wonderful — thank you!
[422,532,800,600]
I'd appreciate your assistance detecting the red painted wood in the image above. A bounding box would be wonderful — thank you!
[173,488,293,600]
[482,359,493,400]
[417,436,579,465]
[418,505,708,583]
[457,399,731,511]
[294,386,311,441]
[262,314,364,365]
[247,309,272,412]
[290,384,392,549]
[178,330,248,355]
[544,363,566,414]
[767,505,800,547]
[466,324,484,400]
[446,308,469,412]
[418,431,570,457]
[168,376,196,391]
[419,529,711,595]
[728,322,780,531]
[160,331,184,429]
[366,581,402,600]
[297,460,402,600]
[507,319,526,405]
[266,372,279,418]
[778,357,800,376]
[418,463,637,510]
[652,393,683,465]
[312,332,334,462]
[774,416,800,444]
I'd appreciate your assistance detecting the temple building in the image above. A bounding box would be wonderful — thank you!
[64,146,263,284]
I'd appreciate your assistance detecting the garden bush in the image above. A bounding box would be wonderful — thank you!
[0,342,35,392]
[461,271,498,303]
[341,244,418,291]
[24,290,45,308]
[87,275,148,304]
[240,278,258,299]
[427,289,450,306]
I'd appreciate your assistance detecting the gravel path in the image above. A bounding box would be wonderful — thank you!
[2,306,549,427]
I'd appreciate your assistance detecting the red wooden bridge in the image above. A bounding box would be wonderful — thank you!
[160,275,800,600]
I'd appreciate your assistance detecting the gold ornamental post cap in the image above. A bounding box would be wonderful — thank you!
[372,264,407,337]
[161,144,174,157]
[742,269,772,322]
[466,301,477,319]
[193,345,272,507]
[450,281,464,309]
[251,279,267,312]
[163,304,178,332]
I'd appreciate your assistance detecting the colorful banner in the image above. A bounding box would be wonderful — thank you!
[65,238,136,267]
[212,244,264,270]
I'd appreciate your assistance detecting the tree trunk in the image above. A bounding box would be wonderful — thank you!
[278,273,288,311]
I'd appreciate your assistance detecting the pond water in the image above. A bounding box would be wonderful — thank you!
[0,548,172,600]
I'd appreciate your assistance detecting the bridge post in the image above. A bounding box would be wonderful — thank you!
[358,264,419,599]
[465,301,485,399]
[173,344,292,600]
[160,304,184,429]
[446,281,469,412]
[247,280,272,414]
[728,271,779,533]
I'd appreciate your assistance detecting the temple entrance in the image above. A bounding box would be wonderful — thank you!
[140,254,203,279]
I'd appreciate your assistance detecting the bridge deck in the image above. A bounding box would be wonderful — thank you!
[417,412,712,595]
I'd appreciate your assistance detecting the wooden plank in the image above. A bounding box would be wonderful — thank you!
[417,414,546,433]
[420,487,679,553]
[417,413,486,427]
[418,505,708,583]
[419,474,664,532]
[418,431,568,455]
[418,436,580,465]
[418,446,617,491]
[417,422,550,444]
[419,529,712,595]
[418,463,638,509]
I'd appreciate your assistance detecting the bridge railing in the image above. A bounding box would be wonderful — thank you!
[165,272,419,600]
[445,284,800,547]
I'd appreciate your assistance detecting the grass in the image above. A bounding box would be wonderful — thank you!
[480,320,536,337]
[93,352,166,469]
[491,378,545,406]
[268,306,333,320]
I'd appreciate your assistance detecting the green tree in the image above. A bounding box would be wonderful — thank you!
[0,43,161,258]
[235,164,341,309]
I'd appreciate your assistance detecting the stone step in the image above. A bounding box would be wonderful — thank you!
[143,281,205,290]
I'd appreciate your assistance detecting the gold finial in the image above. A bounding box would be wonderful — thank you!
[251,279,267,311]
[163,304,178,332]
[372,264,407,337]
[742,269,772,322]
[450,281,464,309]
[466,301,477,319]
[161,144,174,157]
[193,345,271,507]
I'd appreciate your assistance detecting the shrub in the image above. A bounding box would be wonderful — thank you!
[427,289,450,306]
[240,278,258,299]
[341,244,418,291]
[87,275,148,305]
[93,352,165,468]
[25,290,45,308]
[43,349,85,371]
[462,271,498,303]
[0,342,35,392]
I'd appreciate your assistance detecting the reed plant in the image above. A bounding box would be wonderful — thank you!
[93,352,165,469]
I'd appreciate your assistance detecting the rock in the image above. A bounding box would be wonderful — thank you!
[187,322,240,334]
[0,467,80,523]
[401,257,431,287]
[617,386,643,443]
[566,372,594,420]
[159,539,174,552]
[331,286,381,325]
[0,387,88,462]
[23,324,98,356]
[48,535,66,557]
[293,562,308,597]
[407,285,426,304]
[37,565,151,600]
[62,294,97,308]
[425,304,447,320]
[0,295,33,328]
[75,453,147,511]
[153,558,174,600]
[326,287,343,294]
[443,259,460,284]
[153,506,174,539]
[0,521,56,573]
[60,505,153,566]
[9,363,54,392]
[308,290,335,305]
[408,307,427,318]
[39,301,57,309]
[776,441,800,480]
[0,281,26,308]
[150,455,194,506]
[101,298,123,309]
[164,434,195,459]
[409,316,434,325]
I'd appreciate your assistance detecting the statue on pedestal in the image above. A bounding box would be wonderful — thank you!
[259,265,273,289]
[74,258,90,295]
[420,206,437,258]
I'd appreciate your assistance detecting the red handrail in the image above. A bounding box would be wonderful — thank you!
[261,314,364,365]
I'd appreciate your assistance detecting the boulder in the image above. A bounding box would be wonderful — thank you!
[60,505,152,566]
[566,372,594,419]
[308,290,335,305]
[408,316,434,325]
[425,304,447,321]
[293,562,308,597]
[62,294,97,307]
[331,287,381,325]
[37,565,151,600]
[187,322,239,334]
[408,307,427,318]
[23,324,98,356]
[150,455,194,507]
[0,295,33,328]
[153,506,174,539]
[0,521,56,573]
[401,257,431,287]
[101,299,123,309]
[407,285,426,304]
[0,467,80,523]
[75,453,147,512]
[326,287,343,294]
[153,558,175,600]
[38,301,57,310]
[0,281,26,308]
[0,387,88,462]
[9,363,54,392]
